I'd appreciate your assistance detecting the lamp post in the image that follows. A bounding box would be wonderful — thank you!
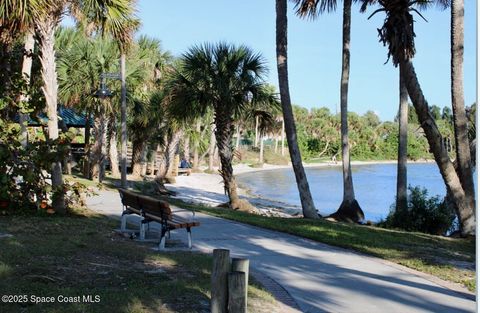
[94,71,127,187]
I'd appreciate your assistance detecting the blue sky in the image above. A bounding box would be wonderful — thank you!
[134,1,476,121]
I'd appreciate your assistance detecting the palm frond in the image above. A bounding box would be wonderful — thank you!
[291,0,338,19]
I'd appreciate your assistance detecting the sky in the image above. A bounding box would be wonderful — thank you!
[131,1,477,122]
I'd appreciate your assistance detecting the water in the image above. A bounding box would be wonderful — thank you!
[237,163,460,222]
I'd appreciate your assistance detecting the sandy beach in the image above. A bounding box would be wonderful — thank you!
[165,160,434,216]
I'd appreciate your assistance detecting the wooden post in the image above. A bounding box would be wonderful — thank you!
[211,249,231,313]
[231,258,249,308]
[228,271,246,313]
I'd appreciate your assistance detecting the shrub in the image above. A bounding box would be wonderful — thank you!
[380,186,456,235]
[0,100,94,214]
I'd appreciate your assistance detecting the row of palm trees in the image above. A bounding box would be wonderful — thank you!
[276,0,475,236]
[2,0,475,236]
[1,0,138,213]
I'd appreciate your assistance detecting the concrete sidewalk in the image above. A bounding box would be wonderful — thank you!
[86,190,476,313]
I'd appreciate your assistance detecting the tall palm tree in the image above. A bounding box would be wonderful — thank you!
[361,0,475,236]
[31,0,136,212]
[126,36,171,177]
[450,0,475,235]
[276,0,319,219]
[57,29,119,180]
[0,1,53,147]
[293,0,364,222]
[396,68,409,214]
[167,42,269,211]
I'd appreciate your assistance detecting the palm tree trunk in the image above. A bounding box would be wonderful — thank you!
[254,116,259,147]
[19,30,35,148]
[259,135,264,163]
[235,124,241,149]
[155,143,168,180]
[276,0,318,219]
[193,120,201,169]
[208,123,216,171]
[36,16,65,213]
[166,130,183,177]
[396,67,409,214]
[83,110,92,177]
[120,53,128,188]
[141,148,148,176]
[108,116,120,178]
[91,111,106,181]
[400,59,475,236]
[281,118,285,156]
[99,114,109,182]
[318,141,330,158]
[148,147,157,176]
[330,0,364,223]
[450,0,475,231]
[214,112,240,204]
[131,139,146,177]
[183,135,190,161]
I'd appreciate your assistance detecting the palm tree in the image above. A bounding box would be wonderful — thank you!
[396,68,409,214]
[0,1,51,147]
[167,42,269,211]
[57,29,119,180]
[361,0,475,236]
[450,0,475,235]
[276,0,319,219]
[126,36,171,177]
[31,0,136,211]
[293,0,364,222]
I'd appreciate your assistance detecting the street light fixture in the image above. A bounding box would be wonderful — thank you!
[94,74,114,99]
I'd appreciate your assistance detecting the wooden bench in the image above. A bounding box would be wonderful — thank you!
[118,189,200,249]
[177,168,191,176]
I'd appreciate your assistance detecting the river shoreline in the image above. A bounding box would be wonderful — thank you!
[166,159,436,217]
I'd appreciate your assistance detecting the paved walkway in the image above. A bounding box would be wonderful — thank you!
[86,190,476,313]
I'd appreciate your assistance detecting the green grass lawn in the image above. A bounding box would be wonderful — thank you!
[166,199,476,292]
[63,175,476,293]
[0,208,278,313]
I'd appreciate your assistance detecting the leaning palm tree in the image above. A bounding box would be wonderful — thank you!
[293,0,364,222]
[361,0,475,236]
[276,0,319,219]
[167,42,269,211]
[32,0,136,212]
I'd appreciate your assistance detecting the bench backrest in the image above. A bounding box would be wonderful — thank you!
[119,188,140,209]
[137,194,172,220]
[119,189,172,220]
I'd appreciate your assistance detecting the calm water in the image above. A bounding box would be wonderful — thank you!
[237,163,465,222]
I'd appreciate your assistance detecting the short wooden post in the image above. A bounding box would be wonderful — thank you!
[211,249,231,313]
[231,258,249,308]
[228,271,246,313]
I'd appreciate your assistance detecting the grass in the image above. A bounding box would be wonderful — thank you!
[164,198,476,292]
[65,174,476,293]
[234,148,290,166]
[0,208,280,313]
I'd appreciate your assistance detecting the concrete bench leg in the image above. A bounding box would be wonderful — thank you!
[120,214,127,232]
[187,227,192,249]
[159,236,166,250]
[140,221,147,241]
[159,226,167,250]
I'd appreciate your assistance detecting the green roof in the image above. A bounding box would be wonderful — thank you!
[24,107,91,128]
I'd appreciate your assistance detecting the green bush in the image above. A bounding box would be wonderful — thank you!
[380,186,456,235]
